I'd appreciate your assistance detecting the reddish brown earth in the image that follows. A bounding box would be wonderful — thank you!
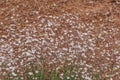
[0,0,120,80]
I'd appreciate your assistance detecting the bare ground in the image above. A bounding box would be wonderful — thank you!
[0,0,120,80]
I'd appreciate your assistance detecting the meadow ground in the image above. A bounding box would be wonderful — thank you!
[0,0,120,80]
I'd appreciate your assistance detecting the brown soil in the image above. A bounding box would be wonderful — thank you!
[0,0,120,80]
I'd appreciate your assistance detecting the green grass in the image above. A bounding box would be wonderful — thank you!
[1,60,114,80]
[2,66,112,80]
[6,69,75,80]
[4,65,76,80]
[23,64,76,80]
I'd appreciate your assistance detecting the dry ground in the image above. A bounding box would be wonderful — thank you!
[0,0,120,80]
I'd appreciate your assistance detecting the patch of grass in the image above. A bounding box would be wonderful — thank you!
[4,65,77,80]
[2,60,113,80]
[24,67,76,80]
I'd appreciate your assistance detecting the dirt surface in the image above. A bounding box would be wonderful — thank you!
[0,0,120,80]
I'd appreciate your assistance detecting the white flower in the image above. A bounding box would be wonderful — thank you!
[35,70,39,73]
[12,72,17,76]
[71,75,74,77]
[60,73,64,79]
[67,77,70,79]
[28,72,33,75]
